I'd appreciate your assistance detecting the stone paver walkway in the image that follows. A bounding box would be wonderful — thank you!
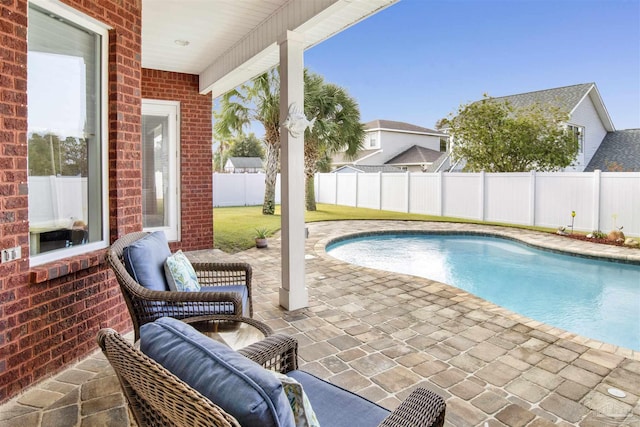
[1,221,639,426]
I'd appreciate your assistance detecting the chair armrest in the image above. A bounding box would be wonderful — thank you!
[238,334,298,374]
[132,288,242,305]
[192,262,252,287]
[378,388,446,427]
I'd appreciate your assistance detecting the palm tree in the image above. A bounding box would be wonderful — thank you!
[303,71,364,211]
[213,138,231,172]
[214,68,363,213]
[214,70,280,214]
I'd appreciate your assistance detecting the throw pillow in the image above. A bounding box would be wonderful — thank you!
[164,250,201,292]
[123,231,171,291]
[269,370,320,427]
[140,317,295,427]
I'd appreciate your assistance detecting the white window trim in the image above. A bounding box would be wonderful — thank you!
[567,123,585,154]
[141,99,181,242]
[29,1,111,266]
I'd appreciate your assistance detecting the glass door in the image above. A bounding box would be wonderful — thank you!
[141,100,180,241]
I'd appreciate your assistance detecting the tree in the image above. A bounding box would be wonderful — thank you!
[28,133,87,176]
[303,71,364,211]
[214,70,280,214]
[214,68,363,213]
[228,133,265,159]
[442,96,579,172]
[213,139,231,172]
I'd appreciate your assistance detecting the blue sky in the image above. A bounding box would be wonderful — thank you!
[304,0,640,130]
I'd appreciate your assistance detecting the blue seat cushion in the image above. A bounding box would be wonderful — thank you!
[140,317,294,427]
[287,370,390,427]
[123,231,171,292]
[201,285,249,316]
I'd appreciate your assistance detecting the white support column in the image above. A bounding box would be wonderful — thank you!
[278,30,308,311]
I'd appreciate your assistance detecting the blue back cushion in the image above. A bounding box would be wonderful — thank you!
[140,317,294,427]
[123,231,171,291]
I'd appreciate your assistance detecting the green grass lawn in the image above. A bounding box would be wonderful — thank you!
[213,203,554,253]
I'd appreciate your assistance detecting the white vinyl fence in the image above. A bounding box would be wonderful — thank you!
[213,172,281,207]
[28,176,87,226]
[213,171,640,237]
[315,171,640,236]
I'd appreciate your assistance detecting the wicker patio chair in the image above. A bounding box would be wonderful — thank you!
[97,327,446,427]
[107,232,253,340]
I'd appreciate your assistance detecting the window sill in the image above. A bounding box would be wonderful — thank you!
[29,249,106,284]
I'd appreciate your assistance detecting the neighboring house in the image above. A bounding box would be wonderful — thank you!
[333,165,404,173]
[332,119,448,172]
[224,157,264,173]
[584,129,640,172]
[385,145,444,172]
[437,83,616,172]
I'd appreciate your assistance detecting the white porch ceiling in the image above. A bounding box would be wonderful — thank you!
[142,0,398,97]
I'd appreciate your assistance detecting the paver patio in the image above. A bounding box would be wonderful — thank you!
[1,220,639,426]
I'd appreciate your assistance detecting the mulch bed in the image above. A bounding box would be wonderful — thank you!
[558,232,629,248]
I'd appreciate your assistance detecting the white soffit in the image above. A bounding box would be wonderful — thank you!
[140,0,398,97]
[201,0,398,96]
[142,0,289,74]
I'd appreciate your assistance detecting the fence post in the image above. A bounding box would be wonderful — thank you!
[438,171,443,216]
[593,169,601,231]
[50,175,61,220]
[378,171,383,210]
[243,172,248,206]
[406,171,411,213]
[479,171,485,221]
[334,173,338,205]
[529,170,536,226]
[355,172,359,208]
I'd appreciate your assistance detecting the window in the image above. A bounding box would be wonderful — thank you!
[439,137,448,152]
[369,137,377,148]
[142,100,180,241]
[568,124,584,154]
[27,3,108,264]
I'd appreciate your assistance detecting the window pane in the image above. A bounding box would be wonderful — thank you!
[142,115,170,228]
[27,6,102,256]
[142,100,179,241]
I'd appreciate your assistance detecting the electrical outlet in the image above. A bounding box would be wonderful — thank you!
[1,246,21,263]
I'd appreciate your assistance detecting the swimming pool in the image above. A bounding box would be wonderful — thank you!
[326,233,640,350]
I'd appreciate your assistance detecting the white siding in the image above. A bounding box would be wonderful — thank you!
[565,94,608,172]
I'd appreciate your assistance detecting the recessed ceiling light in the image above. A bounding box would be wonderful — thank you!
[174,40,190,47]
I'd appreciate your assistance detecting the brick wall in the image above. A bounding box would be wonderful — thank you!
[141,69,214,251]
[0,0,142,403]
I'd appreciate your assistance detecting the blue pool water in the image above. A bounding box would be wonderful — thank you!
[326,233,640,350]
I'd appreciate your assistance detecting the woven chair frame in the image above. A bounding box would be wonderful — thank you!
[99,327,446,427]
[107,232,253,340]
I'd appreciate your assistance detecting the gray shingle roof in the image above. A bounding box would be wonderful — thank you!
[385,145,443,165]
[226,157,263,168]
[584,129,640,172]
[333,165,405,173]
[332,149,380,164]
[490,83,594,113]
[364,119,445,136]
